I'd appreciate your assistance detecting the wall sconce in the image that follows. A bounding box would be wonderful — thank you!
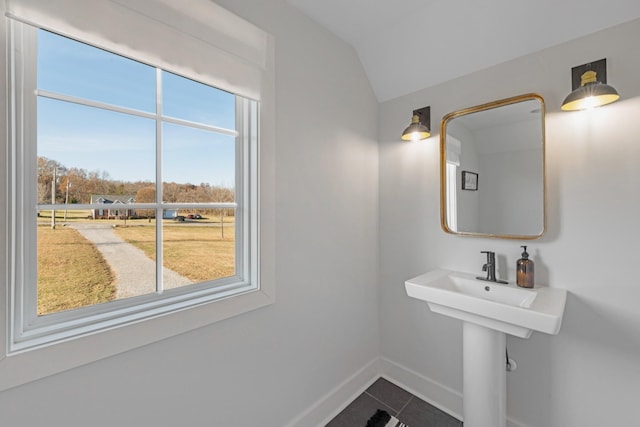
[401,106,431,141]
[561,58,620,111]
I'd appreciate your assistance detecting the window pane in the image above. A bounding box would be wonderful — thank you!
[162,71,235,129]
[162,123,236,202]
[37,211,158,316]
[37,97,156,204]
[37,220,114,315]
[162,208,235,289]
[27,24,248,329]
[37,30,156,112]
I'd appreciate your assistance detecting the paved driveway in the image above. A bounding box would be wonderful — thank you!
[68,223,192,298]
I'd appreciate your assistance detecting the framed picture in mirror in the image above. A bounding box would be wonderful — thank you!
[462,171,478,191]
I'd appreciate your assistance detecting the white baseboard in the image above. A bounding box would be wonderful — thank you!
[286,356,530,427]
[378,356,463,420]
[378,358,530,427]
[283,357,382,427]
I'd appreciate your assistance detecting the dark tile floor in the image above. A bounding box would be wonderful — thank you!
[326,377,462,427]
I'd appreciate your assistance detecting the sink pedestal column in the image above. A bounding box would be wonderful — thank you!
[463,322,507,427]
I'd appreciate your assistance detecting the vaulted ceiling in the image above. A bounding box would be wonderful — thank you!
[286,0,640,102]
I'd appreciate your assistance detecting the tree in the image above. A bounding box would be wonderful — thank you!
[135,186,156,219]
[37,156,238,219]
[37,157,64,204]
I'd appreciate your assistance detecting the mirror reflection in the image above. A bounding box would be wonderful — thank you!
[440,94,545,239]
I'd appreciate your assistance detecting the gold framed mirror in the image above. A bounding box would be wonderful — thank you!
[440,93,546,239]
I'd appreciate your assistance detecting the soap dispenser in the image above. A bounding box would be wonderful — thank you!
[516,246,535,288]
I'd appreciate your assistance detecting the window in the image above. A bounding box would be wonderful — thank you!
[446,136,461,231]
[9,24,259,352]
[2,0,274,389]
[446,162,458,231]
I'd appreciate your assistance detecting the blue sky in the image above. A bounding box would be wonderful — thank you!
[36,29,237,187]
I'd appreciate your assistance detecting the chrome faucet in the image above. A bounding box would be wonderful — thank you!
[476,251,508,284]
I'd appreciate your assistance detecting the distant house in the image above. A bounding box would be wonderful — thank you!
[90,195,136,219]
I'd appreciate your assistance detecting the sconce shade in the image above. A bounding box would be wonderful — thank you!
[401,106,431,141]
[561,69,620,111]
[401,115,430,141]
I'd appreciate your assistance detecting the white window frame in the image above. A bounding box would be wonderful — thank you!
[0,1,275,392]
[446,162,458,231]
[445,135,461,231]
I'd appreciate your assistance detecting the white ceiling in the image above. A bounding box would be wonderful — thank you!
[286,0,640,102]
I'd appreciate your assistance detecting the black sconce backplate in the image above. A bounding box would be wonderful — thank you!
[412,106,431,130]
[570,58,608,91]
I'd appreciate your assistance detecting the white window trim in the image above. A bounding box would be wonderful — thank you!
[5,0,268,101]
[445,136,461,231]
[0,2,276,392]
[446,162,458,231]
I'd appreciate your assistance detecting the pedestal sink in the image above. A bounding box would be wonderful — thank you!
[405,269,567,427]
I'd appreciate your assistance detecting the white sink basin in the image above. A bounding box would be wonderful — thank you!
[405,269,567,338]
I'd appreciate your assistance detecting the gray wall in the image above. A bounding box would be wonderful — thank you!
[2,3,639,427]
[0,1,380,426]
[379,18,640,427]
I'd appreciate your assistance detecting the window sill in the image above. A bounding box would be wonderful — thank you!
[0,283,274,391]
